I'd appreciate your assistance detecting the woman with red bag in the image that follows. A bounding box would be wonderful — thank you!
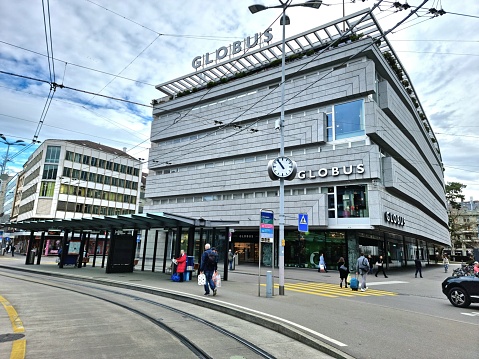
[175,250,187,282]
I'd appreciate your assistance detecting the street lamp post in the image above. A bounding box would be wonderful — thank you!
[0,134,26,175]
[250,0,322,295]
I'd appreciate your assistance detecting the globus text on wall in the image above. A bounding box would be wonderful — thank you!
[192,29,273,70]
[297,164,365,179]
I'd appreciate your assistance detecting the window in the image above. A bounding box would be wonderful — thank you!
[120,164,127,173]
[113,163,120,172]
[104,176,111,185]
[71,169,80,179]
[89,173,97,182]
[62,167,71,178]
[98,159,106,169]
[65,151,74,161]
[45,146,61,163]
[74,153,82,163]
[42,164,58,179]
[81,171,88,181]
[327,99,364,141]
[106,161,113,170]
[90,157,98,167]
[111,177,118,186]
[82,155,90,165]
[40,181,55,197]
[336,185,368,218]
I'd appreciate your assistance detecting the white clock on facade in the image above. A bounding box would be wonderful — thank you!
[268,156,297,180]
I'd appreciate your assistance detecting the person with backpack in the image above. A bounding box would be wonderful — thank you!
[356,252,369,292]
[200,243,218,296]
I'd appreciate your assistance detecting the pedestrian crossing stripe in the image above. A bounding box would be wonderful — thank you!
[261,282,397,298]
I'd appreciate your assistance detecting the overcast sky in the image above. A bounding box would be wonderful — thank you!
[1,0,478,202]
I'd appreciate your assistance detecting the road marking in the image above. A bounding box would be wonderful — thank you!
[0,295,26,359]
[367,281,408,286]
[263,283,397,297]
[0,295,24,333]
[461,312,479,317]
[11,339,26,359]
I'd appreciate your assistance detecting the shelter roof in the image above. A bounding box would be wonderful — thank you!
[3,213,238,232]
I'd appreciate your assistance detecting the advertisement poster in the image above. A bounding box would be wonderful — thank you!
[68,240,81,255]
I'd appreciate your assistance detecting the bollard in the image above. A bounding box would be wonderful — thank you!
[266,271,273,298]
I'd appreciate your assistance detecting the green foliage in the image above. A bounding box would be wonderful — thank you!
[206,81,216,88]
[445,182,466,210]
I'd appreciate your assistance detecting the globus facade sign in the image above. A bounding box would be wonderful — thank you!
[297,164,365,180]
[192,29,273,70]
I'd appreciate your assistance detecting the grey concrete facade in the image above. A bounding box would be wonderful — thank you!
[146,12,450,265]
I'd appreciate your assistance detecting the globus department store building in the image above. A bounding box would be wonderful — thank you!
[145,9,450,271]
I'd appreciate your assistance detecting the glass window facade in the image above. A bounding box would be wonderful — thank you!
[45,146,61,163]
[327,99,364,141]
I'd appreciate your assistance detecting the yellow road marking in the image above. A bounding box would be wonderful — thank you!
[0,295,26,359]
[11,339,26,359]
[261,283,397,298]
[0,295,25,333]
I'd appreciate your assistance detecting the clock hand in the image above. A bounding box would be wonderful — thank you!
[278,161,285,169]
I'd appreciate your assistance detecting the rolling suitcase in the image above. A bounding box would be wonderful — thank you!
[350,277,359,291]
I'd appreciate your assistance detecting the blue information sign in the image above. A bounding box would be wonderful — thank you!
[260,210,274,242]
[298,214,308,232]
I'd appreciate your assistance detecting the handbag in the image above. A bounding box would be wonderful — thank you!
[171,273,180,282]
[197,273,206,286]
[213,272,221,288]
[346,273,351,284]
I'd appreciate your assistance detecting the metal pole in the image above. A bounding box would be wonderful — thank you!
[278,7,287,296]
[1,144,10,175]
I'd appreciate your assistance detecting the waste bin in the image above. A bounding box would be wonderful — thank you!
[26,250,36,264]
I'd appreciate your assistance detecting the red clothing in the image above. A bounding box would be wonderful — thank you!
[175,254,187,273]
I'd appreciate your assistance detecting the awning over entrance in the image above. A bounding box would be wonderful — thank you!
[3,212,239,232]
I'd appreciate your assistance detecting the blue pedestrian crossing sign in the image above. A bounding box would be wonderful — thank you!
[298,214,308,232]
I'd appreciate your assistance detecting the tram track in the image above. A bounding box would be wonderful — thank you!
[1,270,280,359]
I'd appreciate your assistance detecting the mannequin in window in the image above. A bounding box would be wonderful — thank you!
[343,206,350,217]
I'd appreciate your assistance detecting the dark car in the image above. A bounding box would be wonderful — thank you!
[442,275,479,308]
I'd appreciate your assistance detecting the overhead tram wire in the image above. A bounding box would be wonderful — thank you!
[41,0,54,84]
[0,40,157,87]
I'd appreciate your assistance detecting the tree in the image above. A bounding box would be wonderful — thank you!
[445,182,467,251]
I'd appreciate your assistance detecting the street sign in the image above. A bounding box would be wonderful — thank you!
[298,213,308,232]
[260,209,274,242]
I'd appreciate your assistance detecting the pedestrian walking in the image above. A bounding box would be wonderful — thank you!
[174,249,187,282]
[318,253,327,272]
[11,244,16,257]
[443,254,449,273]
[368,255,374,274]
[414,257,423,278]
[200,243,218,296]
[375,255,388,278]
[228,249,234,270]
[356,252,369,292]
[338,257,348,288]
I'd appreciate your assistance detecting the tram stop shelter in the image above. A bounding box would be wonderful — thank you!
[3,213,238,280]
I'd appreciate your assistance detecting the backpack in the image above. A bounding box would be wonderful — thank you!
[360,257,369,271]
[207,251,217,267]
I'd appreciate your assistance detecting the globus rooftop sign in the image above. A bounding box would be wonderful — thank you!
[192,29,273,70]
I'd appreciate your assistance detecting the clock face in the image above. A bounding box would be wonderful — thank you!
[272,156,295,178]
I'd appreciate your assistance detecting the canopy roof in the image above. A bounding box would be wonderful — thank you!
[3,213,238,232]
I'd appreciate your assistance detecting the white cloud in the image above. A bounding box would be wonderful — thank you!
[1,0,478,200]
